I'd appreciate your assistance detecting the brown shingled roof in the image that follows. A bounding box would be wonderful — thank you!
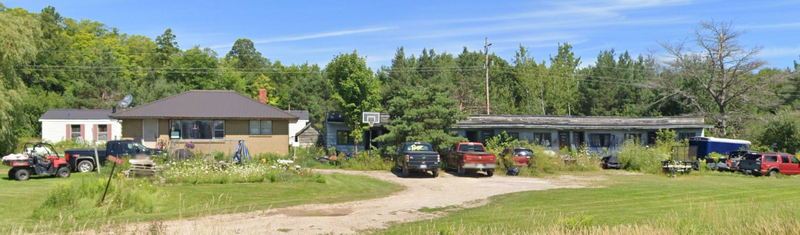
[110,90,298,120]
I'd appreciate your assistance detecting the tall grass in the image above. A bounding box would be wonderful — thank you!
[491,140,601,176]
[31,176,159,221]
[617,141,670,174]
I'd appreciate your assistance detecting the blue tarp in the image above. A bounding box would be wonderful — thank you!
[233,140,251,164]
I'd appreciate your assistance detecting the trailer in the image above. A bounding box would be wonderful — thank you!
[689,137,751,160]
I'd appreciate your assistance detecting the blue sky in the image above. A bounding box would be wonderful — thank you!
[5,0,800,69]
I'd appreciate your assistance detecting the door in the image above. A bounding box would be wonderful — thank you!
[142,119,158,148]
[781,155,800,174]
[558,131,569,150]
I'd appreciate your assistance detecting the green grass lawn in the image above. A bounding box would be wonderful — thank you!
[381,172,800,234]
[0,166,402,233]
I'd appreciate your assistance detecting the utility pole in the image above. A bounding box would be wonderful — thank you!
[484,37,492,115]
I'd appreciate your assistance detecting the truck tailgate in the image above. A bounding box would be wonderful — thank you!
[462,152,496,164]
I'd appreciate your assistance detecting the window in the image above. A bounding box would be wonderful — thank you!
[169,120,223,139]
[677,132,698,140]
[97,125,109,141]
[781,156,790,163]
[214,121,224,138]
[765,156,778,163]
[458,144,485,152]
[508,132,520,140]
[792,156,799,163]
[336,130,354,145]
[70,125,82,140]
[624,133,641,143]
[405,143,433,151]
[589,133,613,148]
[531,132,552,147]
[249,120,272,135]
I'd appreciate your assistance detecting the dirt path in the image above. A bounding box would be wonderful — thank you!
[122,169,599,234]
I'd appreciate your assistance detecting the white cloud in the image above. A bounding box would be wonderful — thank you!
[759,46,800,58]
[740,22,800,30]
[208,26,393,49]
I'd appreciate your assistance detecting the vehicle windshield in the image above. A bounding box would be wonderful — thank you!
[405,143,433,151]
[459,144,485,152]
[514,149,533,156]
[743,154,762,160]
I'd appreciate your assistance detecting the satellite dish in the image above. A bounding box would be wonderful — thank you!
[119,94,133,108]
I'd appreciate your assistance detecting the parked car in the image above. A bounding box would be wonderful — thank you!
[65,140,163,172]
[738,152,800,176]
[443,142,497,176]
[500,147,533,167]
[393,142,440,177]
[601,155,621,169]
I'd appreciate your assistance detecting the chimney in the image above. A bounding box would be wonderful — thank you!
[112,105,117,113]
[258,88,269,104]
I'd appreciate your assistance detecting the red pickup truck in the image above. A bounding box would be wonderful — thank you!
[444,142,497,176]
[738,152,800,176]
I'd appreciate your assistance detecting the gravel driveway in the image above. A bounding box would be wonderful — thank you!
[121,169,597,234]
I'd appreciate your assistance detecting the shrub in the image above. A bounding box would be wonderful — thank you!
[617,141,669,174]
[338,152,393,170]
[495,143,601,176]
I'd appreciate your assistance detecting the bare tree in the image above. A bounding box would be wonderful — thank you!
[659,21,775,136]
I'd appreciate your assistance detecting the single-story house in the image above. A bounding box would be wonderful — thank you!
[324,111,389,155]
[39,109,122,143]
[453,115,712,153]
[286,110,310,147]
[109,90,298,155]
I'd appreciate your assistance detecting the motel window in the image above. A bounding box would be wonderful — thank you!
[170,120,223,139]
[531,132,552,147]
[336,130,354,145]
[508,132,520,140]
[97,125,109,141]
[589,133,613,148]
[249,120,273,135]
[70,125,82,140]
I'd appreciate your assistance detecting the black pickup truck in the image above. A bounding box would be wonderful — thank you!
[64,140,162,172]
[393,142,440,178]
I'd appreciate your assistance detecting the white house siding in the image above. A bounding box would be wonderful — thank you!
[40,119,122,143]
[288,118,309,147]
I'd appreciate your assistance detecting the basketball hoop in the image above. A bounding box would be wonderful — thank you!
[362,112,380,127]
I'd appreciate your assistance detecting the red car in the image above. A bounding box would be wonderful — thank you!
[501,147,533,167]
[738,152,800,176]
[443,142,497,176]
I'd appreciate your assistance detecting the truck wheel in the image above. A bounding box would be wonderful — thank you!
[76,160,95,173]
[432,169,439,178]
[768,170,780,177]
[8,168,16,180]
[486,169,494,177]
[14,168,31,181]
[56,167,71,178]
[457,164,465,176]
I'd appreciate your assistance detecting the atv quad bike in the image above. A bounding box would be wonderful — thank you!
[3,143,70,181]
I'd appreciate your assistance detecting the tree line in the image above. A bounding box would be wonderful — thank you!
[1,5,798,154]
